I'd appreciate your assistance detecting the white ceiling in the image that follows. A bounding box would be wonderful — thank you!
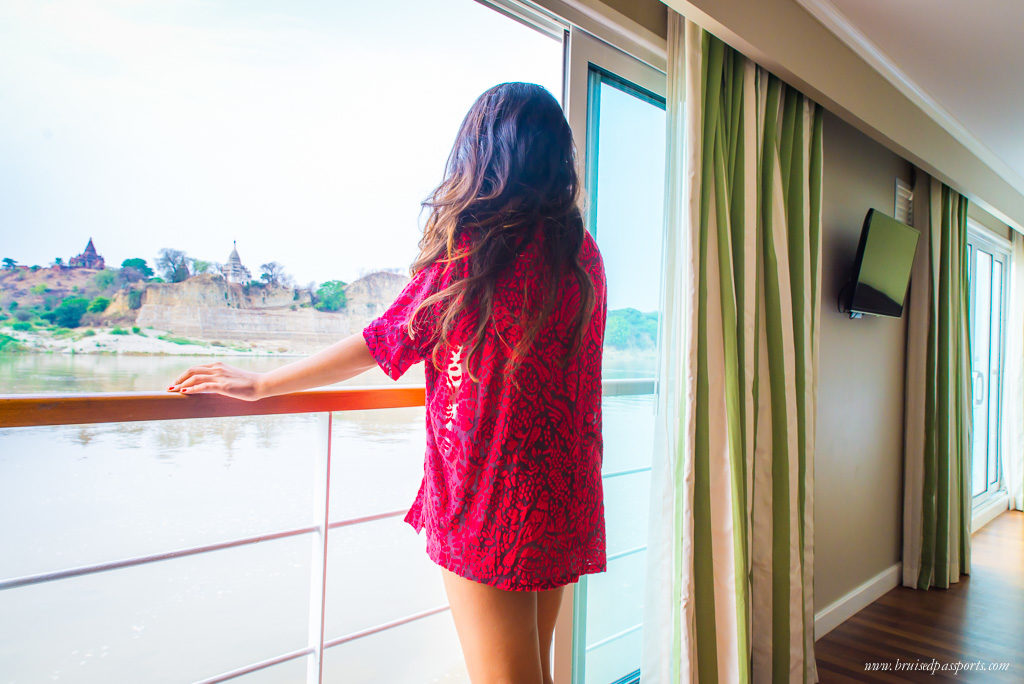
[802,0,1024,193]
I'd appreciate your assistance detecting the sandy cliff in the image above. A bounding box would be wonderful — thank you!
[135,272,408,351]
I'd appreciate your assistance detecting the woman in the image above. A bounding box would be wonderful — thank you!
[167,82,607,683]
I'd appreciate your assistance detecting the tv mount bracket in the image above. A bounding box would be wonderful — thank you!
[837,281,863,319]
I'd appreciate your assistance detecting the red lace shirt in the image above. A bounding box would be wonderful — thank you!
[362,225,607,591]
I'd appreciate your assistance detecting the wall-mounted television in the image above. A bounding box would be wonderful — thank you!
[845,209,920,318]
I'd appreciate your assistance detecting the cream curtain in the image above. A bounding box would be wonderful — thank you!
[643,8,696,683]
[643,10,822,682]
[902,172,973,589]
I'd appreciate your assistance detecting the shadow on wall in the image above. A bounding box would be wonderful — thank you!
[813,107,913,609]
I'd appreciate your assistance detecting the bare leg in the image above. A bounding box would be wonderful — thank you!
[536,583,567,684]
[441,567,543,684]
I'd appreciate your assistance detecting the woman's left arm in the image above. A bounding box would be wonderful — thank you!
[167,332,378,401]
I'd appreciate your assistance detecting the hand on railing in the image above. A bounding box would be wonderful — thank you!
[167,361,265,401]
[166,333,380,402]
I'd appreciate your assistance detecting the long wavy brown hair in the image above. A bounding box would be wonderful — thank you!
[406,82,595,384]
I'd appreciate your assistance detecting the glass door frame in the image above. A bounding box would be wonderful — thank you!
[966,219,1011,511]
[555,25,666,684]
[471,4,670,682]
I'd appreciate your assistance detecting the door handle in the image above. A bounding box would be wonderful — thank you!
[973,370,985,406]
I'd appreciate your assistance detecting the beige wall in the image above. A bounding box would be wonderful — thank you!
[969,202,1012,242]
[599,0,667,38]
[814,108,912,607]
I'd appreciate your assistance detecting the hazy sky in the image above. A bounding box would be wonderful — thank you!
[0,0,667,312]
[592,81,666,315]
[0,0,562,285]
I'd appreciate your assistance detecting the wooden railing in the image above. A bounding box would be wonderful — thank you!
[0,378,653,429]
[0,386,426,428]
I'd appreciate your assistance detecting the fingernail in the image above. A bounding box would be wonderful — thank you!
[181,388,188,393]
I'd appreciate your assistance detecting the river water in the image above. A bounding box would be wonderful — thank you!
[0,352,655,683]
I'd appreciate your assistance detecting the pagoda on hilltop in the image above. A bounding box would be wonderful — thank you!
[69,238,105,270]
[223,240,252,284]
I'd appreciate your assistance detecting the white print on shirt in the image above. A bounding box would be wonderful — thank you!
[441,345,465,451]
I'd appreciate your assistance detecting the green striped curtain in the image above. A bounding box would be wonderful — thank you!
[645,14,822,681]
[657,17,823,682]
[902,176,972,590]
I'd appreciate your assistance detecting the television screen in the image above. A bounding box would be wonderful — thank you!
[849,209,920,317]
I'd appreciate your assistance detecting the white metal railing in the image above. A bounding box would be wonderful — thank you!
[0,377,655,683]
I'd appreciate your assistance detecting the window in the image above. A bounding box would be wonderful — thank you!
[966,222,1010,507]
[565,27,667,684]
[0,0,562,391]
[0,2,565,681]
[2,3,673,682]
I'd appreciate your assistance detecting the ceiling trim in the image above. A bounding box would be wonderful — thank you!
[665,0,1024,233]
[528,0,668,72]
[793,0,1024,199]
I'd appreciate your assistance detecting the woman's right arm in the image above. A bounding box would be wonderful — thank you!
[170,255,451,400]
[167,332,378,401]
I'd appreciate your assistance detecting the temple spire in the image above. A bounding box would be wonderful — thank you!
[69,237,104,269]
[224,240,250,284]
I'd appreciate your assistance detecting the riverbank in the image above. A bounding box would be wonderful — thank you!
[0,325,300,356]
[0,323,660,370]
[0,267,411,356]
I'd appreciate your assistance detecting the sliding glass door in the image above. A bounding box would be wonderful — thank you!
[967,225,1009,504]
[564,27,666,684]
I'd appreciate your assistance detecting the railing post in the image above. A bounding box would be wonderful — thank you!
[307,412,332,683]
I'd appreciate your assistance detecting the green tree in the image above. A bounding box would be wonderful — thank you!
[93,269,116,290]
[30,283,48,295]
[191,259,212,274]
[314,280,348,311]
[260,261,293,287]
[2,257,17,270]
[605,308,659,350]
[118,266,145,285]
[121,258,154,278]
[53,257,64,267]
[53,297,90,328]
[156,248,191,283]
[87,296,111,313]
[243,280,265,294]
[127,289,143,310]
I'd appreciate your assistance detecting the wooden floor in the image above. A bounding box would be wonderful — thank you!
[814,510,1023,682]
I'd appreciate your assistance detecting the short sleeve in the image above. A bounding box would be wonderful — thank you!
[362,258,449,381]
